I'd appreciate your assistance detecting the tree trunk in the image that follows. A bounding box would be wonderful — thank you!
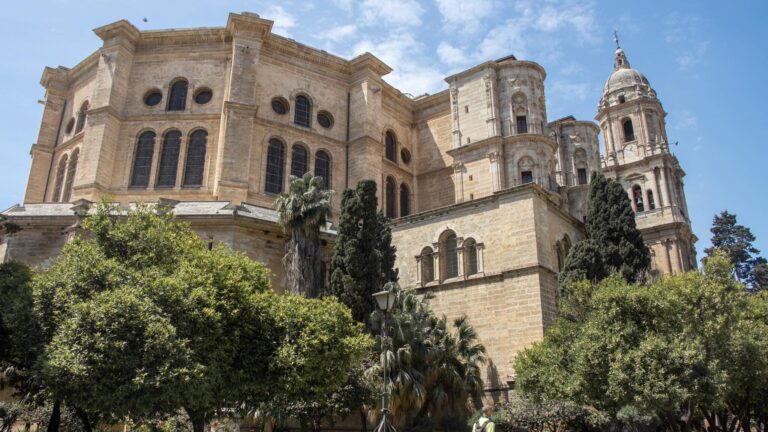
[187,409,206,432]
[75,408,92,432]
[46,400,61,432]
[359,408,368,432]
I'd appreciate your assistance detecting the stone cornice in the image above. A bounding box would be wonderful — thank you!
[30,144,54,155]
[223,101,258,115]
[255,117,345,149]
[446,136,504,158]
[87,105,123,121]
[444,59,546,83]
[137,27,228,48]
[349,52,392,77]
[226,12,273,39]
[93,20,141,44]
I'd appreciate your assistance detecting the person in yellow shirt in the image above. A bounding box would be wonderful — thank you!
[474,405,495,432]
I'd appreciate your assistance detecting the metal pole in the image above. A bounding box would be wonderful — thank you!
[374,310,396,432]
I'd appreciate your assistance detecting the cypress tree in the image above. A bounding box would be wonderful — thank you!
[326,180,398,324]
[703,210,765,288]
[560,172,650,286]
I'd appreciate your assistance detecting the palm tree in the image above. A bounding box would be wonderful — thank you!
[275,173,333,297]
[367,285,486,427]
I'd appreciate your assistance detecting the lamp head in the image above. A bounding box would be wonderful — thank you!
[373,289,396,312]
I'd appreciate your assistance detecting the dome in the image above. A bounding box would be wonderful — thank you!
[603,67,651,94]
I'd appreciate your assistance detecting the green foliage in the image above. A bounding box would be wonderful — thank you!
[0,261,39,371]
[275,173,334,297]
[30,201,370,432]
[326,180,397,324]
[367,284,486,429]
[704,210,766,291]
[560,172,650,287]
[481,396,606,432]
[515,250,768,431]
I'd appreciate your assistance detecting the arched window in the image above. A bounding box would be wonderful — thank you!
[421,247,434,285]
[646,189,656,210]
[385,131,397,162]
[385,176,396,219]
[167,80,188,111]
[399,183,410,217]
[623,118,635,142]
[618,95,626,104]
[75,102,88,133]
[290,144,308,178]
[130,131,155,187]
[464,238,478,276]
[441,231,459,279]
[183,130,207,186]
[265,138,285,194]
[632,184,644,212]
[61,149,79,202]
[563,234,572,258]
[156,131,181,187]
[52,155,68,202]
[555,241,564,272]
[294,95,311,127]
[314,150,331,189]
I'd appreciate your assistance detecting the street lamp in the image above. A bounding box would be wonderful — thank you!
[372,289,397,432]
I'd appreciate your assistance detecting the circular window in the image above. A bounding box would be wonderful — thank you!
[65,118,75,134]
[271,97,289,115]
[194,88,213,104]
[400,148,412,164]
[144,90,162,107]
[317,111,334,129]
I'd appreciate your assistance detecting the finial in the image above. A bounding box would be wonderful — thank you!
[613,30,620,49]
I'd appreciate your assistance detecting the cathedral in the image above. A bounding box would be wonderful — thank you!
[0,12,696,396]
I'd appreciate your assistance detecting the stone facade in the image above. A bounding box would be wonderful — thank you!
[0,13,696,395]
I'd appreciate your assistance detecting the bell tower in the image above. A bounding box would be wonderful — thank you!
[596,35,697,274]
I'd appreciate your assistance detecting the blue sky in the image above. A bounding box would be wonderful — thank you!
[1,0,766,260]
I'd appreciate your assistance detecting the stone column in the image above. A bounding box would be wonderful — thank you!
[26,69,68,203]
[414,255,422,287]
[476,243,485,274]
[432,242,441,283]
[456,237,465,279]
[450,85,461,148]
[453,162,465,203]
[75,21,140,202]
[658,164,671,208]
[669,239,681,275]
[214,14,272,203]
[484,71,500,137]
[488,151,502,192]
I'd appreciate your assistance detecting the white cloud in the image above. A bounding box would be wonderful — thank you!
[330,0,354,11]
[322,24,358,42]
[351,32,446,95]
[265,5,296,37]
[673,111,698,129]
[549,81,591,101]
[437,42,466,65]
[676,41,708,69]
[360,0,425,27]
[435,0,497,33]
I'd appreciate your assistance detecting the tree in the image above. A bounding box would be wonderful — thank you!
[326,180,397,324]
[275,173,333,298]
[559,172,650,287]
[33,203,275,432]
[515,251,768,431]
[704,210,766,291]
[366,284,486,429]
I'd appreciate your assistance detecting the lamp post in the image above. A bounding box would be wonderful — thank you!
[372,289,398,432]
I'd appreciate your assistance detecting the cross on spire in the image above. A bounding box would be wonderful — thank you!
[613,30,621,49]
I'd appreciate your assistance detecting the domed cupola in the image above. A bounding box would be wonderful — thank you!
[599,37,657,109]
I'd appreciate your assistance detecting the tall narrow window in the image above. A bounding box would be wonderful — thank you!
[156,131,181,187]
[61,149,79,202]
[464,238,478,276]
[52,155,68,202]
[385,131,396,162]
[623,119,635,142]
[632,185,644,212]
[521,171,533,184]
[75,102,88,133]
[265,138,285,194]
[131,131,155,187]
[399,183,410,217]
[442,231,459,279]
[385,176,396,219]
[516,115,528,134]
[183,130,207,186]
[167,80,188,111]
[577,168,588,185]
[294,95,311,127]
[290,144,308,178]
[647,189,656,210]
[314,150,331,189]
[421,247,434,285]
